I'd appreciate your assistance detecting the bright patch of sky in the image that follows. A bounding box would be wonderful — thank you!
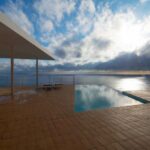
[1,0,150,67]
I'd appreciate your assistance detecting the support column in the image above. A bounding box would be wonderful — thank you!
[36,59,39,89]
[73,75,75,85]
[10,49,14,98]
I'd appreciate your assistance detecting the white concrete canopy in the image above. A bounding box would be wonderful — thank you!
[0,12,54,97]
[0,12,54,60]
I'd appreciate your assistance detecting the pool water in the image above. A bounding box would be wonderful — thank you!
[75,85,142,112]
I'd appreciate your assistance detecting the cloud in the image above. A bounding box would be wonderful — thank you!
[73,51,81,58]
[0,0,34,35]
[54,48,66,59]
[139,0,150,4]
[0,59,10,71]
[40,19,53,33]
[33,0,76,45]
[34,0,76,23]
[92,38,111,50]
[1,0,150,70]
[137,41,150,57]
[52,4,150,64]
[66,0,95,35]
[76,0,95,34]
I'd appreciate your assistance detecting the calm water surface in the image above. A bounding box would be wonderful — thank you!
[1,74,150,91]
[75,84,142,112]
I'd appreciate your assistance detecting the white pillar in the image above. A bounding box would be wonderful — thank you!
[36,59,39,89]
[10,49,14,97]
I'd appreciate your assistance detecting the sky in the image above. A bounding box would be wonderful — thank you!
[1,0,150,70]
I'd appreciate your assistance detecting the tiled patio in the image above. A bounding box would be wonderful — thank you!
[0,85,150,150]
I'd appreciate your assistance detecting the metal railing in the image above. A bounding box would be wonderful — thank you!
[0,74,76,88]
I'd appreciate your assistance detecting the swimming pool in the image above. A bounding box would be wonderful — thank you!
[75,84,142,112]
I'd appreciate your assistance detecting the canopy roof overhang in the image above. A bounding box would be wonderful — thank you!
[0,12,54,60]
[0,12,55,97]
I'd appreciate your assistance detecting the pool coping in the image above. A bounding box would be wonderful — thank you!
[122,91,150,104]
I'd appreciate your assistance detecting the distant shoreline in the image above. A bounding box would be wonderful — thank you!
[47,70,150,76]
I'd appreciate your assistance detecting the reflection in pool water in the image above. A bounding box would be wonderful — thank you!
[75,85,141,112]
[15,90,37,95]
[15,90,37,104]
[0,96,11,103]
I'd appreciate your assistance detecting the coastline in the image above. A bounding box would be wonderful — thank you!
[47,70,150,76]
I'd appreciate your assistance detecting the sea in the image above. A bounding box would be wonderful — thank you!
[1,73,150,91]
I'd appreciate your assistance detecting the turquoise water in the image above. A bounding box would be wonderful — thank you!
[75,84,142,112]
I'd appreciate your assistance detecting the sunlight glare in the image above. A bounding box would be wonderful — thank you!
[116,22,144,53]
[116,78,144,91]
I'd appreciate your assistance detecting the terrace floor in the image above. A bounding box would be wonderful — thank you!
[0,85,150,150]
